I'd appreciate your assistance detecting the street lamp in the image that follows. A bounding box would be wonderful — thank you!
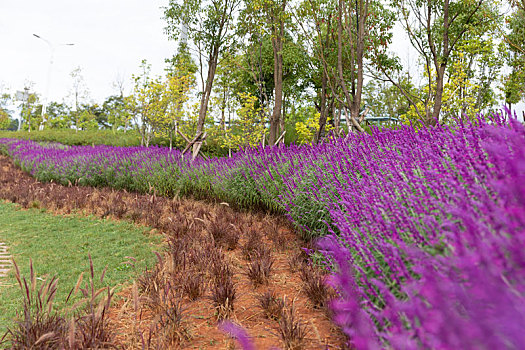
[15,87,30,131]
[33,34,74,130]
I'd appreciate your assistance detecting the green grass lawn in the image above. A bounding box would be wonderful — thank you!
[0,201,162,334]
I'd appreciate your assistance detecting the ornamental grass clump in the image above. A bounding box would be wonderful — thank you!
[277,300,308,350]
[241,229,263,260]
[181,272,206,301]
[1,257,116,349]
[245,247,273,286]
[299,265,333,309]
[257,290,284,321]
[208,218,239,250]
[1,260,66,349]
[155,283,190,346]
[210,261,236,320]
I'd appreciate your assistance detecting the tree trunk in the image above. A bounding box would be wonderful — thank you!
[279,91,286,144]
[140,116,146,147]
[220,87,226,130]
[196,54,218,135]
[337,0,365,133]
[345,108,352,133]
[429,64,446,126]
[429,0,448,126]
[193,49,219,153]
[228,107,232,157]
[314,71,329,144]
[314,12,334,143]
[328,97,335,129]
[75,91,79,133]
[350,0,366,126]
[269,34,284,145]
[335,101,341,136]
[26,102,31,133]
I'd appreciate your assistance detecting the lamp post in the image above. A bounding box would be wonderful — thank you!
[15,87,30,131]
[33,34,74,130]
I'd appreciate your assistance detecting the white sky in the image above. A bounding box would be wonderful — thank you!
[0,1,523,120]
[0,0,175,106]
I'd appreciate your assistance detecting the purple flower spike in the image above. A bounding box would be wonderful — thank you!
[219,321,256,350]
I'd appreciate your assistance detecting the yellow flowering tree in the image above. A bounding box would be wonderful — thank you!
[222,92,267,150]
[129,59,194,148]
[0,110,9,129]
[129,60,157,146]
[400,53,481,126]
[295,111,334,144]
[150,74,193,149]
[440,52,480,122]
[77,109,98,130]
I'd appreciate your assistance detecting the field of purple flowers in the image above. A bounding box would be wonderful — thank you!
[1,111,524,349]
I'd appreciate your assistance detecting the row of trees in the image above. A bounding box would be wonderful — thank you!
[0,90,127,134]
[160,0,525,147]
[0,68,105,133]
[2,0,524,149]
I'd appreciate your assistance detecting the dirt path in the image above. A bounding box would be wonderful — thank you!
[0,155,346,349]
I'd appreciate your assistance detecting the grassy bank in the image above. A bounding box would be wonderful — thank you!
[0,201,162,334]
[0,129,142,147]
